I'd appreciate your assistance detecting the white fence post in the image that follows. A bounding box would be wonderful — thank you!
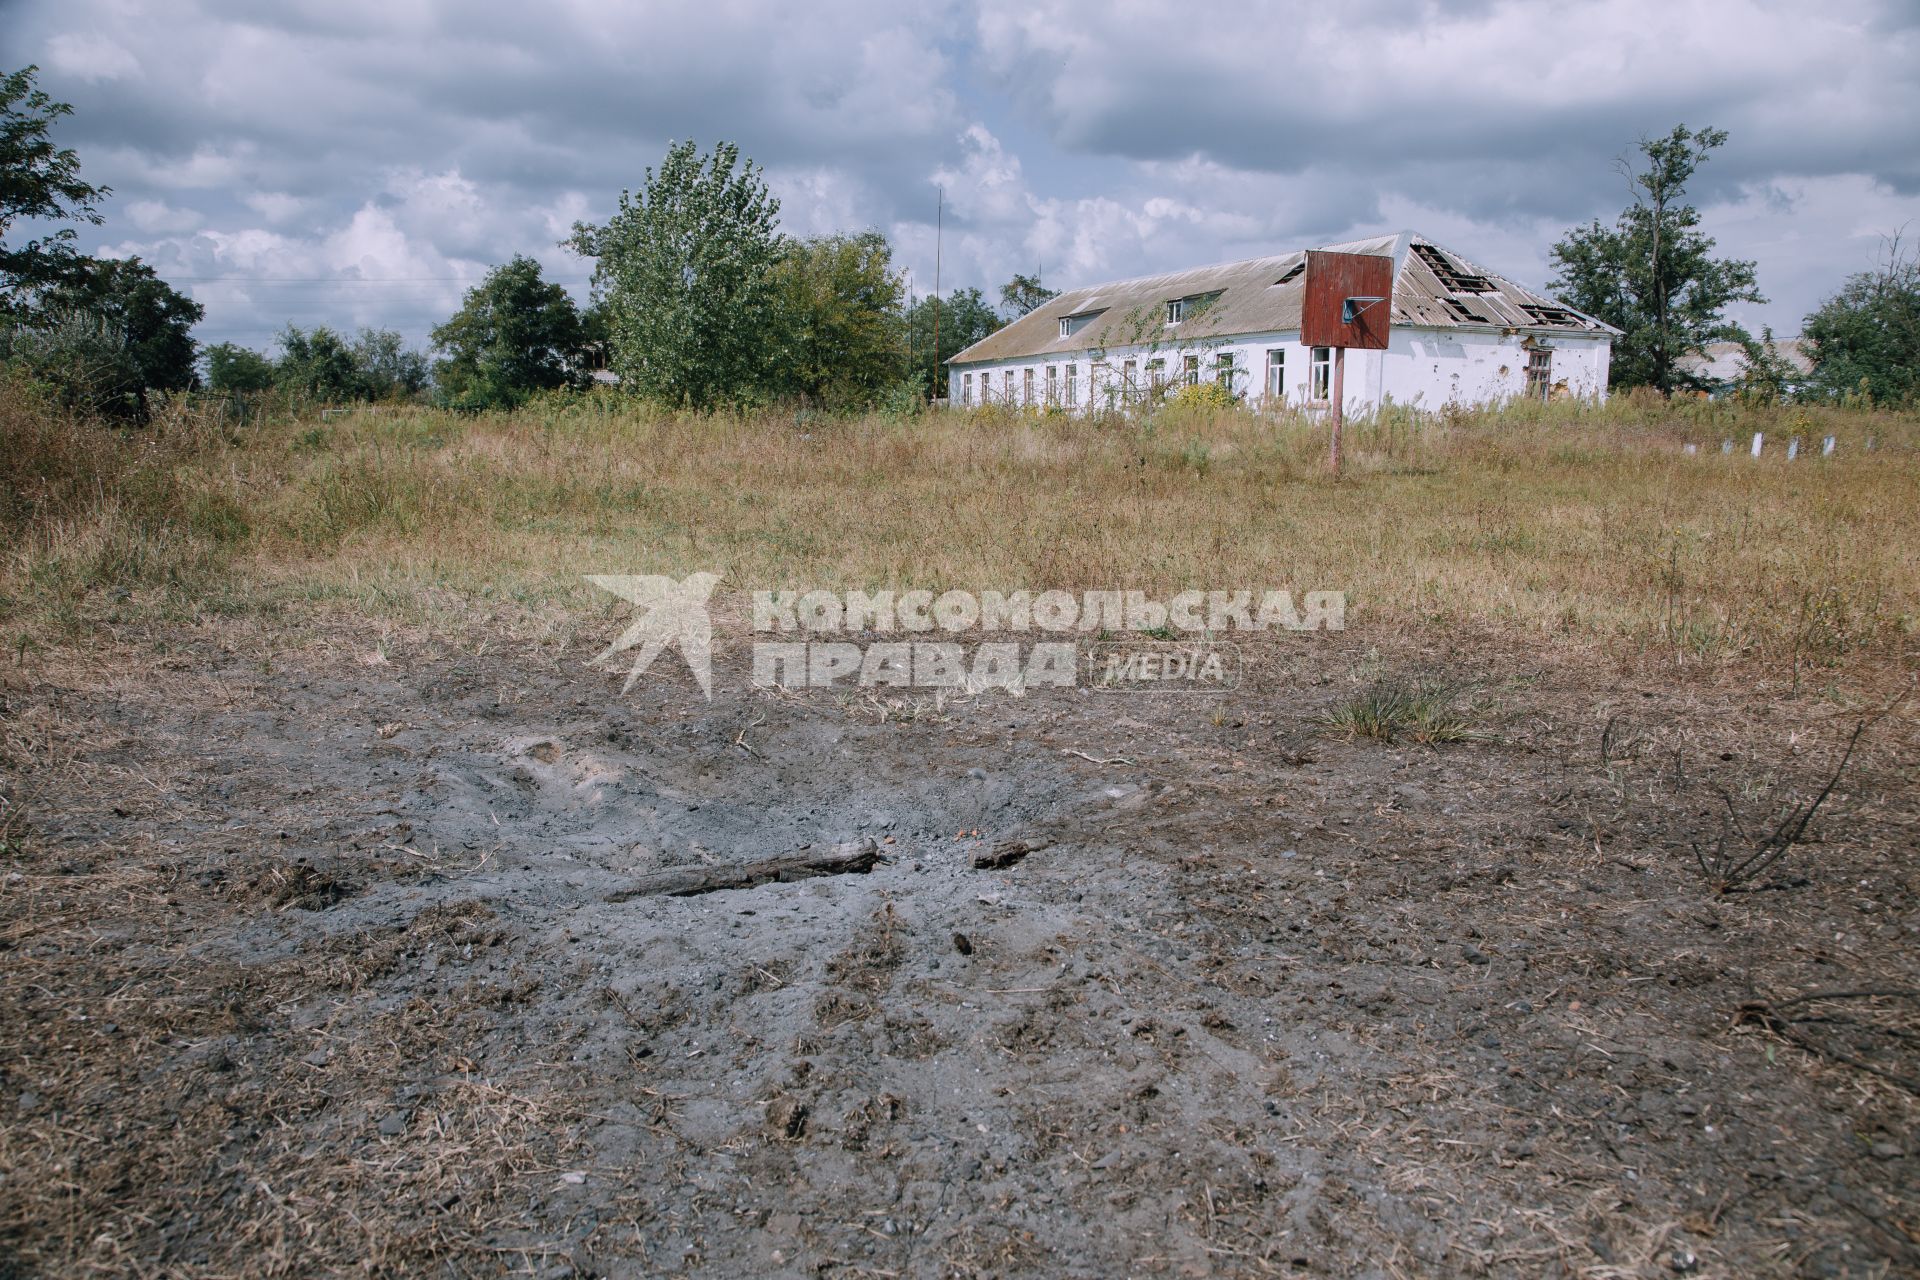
[1751,432,1764,458]
[1787,437,1800,461]
[1822,436,1836,456]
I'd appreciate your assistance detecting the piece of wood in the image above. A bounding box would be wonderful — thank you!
[606,838,881,900]
[972,836,1053,870]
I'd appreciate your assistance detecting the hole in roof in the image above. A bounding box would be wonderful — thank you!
[1520,304,1581,327]
[1273,262,1305,285]
[1440,298,1484,324]
[1413,243,1495,294]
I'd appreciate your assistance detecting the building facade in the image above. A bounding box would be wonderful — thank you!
[948,233,1616,414]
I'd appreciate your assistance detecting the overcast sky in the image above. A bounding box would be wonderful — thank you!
[13,0,1919,351]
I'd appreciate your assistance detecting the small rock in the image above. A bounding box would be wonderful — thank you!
[966,768,988,781]
[16,1091,39,1113]
[1869,1141,1902,1160]
[303,1049,330,1068]
[1667,1248,1700,1273]
[1463,946,1489,965]
[952,932,973,956]
[378,1111,409,1137]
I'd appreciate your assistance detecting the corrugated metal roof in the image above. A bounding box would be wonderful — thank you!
[949,230,1618,366]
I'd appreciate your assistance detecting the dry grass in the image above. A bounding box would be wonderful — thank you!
[3,381,1917,673]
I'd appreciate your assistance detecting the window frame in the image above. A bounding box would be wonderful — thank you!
[1526,347,1552,400]
[1023,367,1034,405]
[1265,348,1286,401]
[1045,364,1059,406]
[1165,298,1185,326]
[1309,346,1332,402]
[1182,354,1200,387]
[1065,362,1078,407]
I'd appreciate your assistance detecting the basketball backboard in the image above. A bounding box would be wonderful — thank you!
[1300,250,1393,350]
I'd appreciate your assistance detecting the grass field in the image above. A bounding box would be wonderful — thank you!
[3,379,1919,1276]
[5,380,1918,677]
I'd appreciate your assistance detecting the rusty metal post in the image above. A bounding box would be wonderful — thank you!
[1328,346,1346,475]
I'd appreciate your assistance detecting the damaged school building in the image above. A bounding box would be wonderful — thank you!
[947,231,1617,413]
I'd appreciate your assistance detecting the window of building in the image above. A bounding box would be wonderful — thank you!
[1526,348,1552,400]
[1215,351,1234,389]
[1059,317,1071,339]
[1265,349,1286,400]
[1310,347,1332,402]
[1045,364,1058,405]
[1122,358,1138,402]
[961,372,972,405]
[1182,354,1200,386]
[1165,298,1185,325]
[1023,368,1034,405]
[1065,363,1078,407]
[1002,369,1013,402]
[1146,358,1165,390]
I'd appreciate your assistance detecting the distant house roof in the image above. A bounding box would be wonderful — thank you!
[1677,337,1814,386]
[950,231,1618,366]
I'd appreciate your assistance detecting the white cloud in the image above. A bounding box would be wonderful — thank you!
[45,32,141,82]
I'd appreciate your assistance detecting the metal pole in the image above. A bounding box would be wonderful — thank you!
[1329,346,1346,475]
[933,187,942,402]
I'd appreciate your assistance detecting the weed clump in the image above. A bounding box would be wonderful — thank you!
[1324,678,1475,744]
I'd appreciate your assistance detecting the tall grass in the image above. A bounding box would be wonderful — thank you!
[3,378,1916,670]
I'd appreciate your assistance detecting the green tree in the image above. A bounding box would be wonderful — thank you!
[569,140,785,408]
[42,256,203,410]
[771,230,905,408]
[1549,125,1763,393]
[274,325,361,401]
[906,286,1001,398]
[1801,237,1920,406]
[998,271,1056,319]
[204,341,276,394]
[1,65,110,310]
[350,327,430,401]
[431,255,588,410]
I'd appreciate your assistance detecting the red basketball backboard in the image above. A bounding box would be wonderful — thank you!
[1300,250,1393,350]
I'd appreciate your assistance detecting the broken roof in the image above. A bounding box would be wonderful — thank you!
[949,231,1618,366]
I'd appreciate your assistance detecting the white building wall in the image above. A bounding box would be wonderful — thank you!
[953,326,1611,414]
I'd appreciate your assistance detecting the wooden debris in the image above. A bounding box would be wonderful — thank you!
[971,836,1052,871]
[606,838,881,900]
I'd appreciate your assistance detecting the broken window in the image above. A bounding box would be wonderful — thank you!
[1310,346,1332,401]
[1146,357,1166,390]
[1002,370,1013,402]
[1412,242,1495,294]
[960,372,972,405]
[1023,368,1034,405]
[1266,348,1286,400]
[1122,358,1138,401]
[1045,364,1059,406]
[1182,354,1200,386]
[1527,348,1552,400]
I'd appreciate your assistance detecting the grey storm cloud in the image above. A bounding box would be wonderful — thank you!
[12,0,1920,348]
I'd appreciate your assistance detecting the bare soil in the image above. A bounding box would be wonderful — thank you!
[1,619,1915,1278]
